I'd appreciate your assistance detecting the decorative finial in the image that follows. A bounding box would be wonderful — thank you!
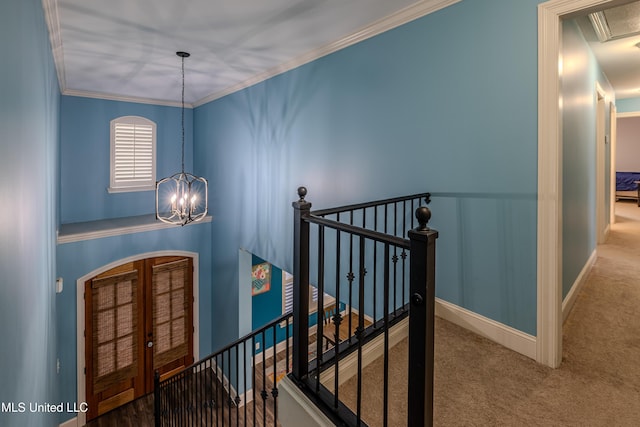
[297,186,307,202]
[415,206,431,231]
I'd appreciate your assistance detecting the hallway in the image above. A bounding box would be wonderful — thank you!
[340,200,640,426]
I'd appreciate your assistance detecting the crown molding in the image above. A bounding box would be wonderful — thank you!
[42,0,66,92]
[194,0,460,107]
[61,88,193,108]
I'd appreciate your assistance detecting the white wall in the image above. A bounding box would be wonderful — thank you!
[617,117,640,172]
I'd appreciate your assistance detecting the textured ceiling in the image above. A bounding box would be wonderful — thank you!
[44,0,458,106]
[581,0,640,99]
[43,0,640,104]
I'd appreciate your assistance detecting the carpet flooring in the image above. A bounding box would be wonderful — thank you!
[340,201,640,426]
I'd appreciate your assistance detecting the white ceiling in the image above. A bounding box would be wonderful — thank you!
[43,0,640,106]
[43,0,459,107]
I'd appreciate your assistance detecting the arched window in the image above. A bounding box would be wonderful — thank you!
[108,116,156,192]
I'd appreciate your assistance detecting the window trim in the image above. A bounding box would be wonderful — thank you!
[108,116,156,193]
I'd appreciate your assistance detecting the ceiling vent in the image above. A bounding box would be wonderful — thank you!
[589,2,640,42]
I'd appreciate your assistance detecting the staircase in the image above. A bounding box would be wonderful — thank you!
[154,189,438,427]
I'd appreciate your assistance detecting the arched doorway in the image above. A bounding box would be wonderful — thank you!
[77,252,199,423]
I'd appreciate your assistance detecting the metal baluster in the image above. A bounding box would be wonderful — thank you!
[215,354,220,427]
[154,371,161,427]
[333,220,341,409]
[393,202,398,313]
[261,330,267,426]
[172,374,176,426]
[348,210,354,343]
[272,324,278,424]
[285,316,290,376]
[373,206,378,325]
[243,340,247,427]
[356,236,365,425]
[383,244,390,427]
[316,225,325,393]
[235,346,240,427]
[252,336,256,427]
[222,352,227,427]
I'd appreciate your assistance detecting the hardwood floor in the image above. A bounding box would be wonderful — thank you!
[85,394,154,427]
[85,310,370,426]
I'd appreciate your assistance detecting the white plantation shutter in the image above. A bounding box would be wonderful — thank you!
[283,272,293,315]
[109,116,156,192]
[282,271,319,315]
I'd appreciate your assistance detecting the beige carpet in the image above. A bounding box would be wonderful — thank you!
[340,201,640,426]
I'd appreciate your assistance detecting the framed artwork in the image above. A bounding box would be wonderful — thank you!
[252,262,271,296]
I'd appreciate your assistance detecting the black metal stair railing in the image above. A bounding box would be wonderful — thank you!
[154,312,293,427]
[290,187,438,427]
[153,188,438,427]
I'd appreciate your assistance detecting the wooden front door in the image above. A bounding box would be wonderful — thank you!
[85,256,194,420]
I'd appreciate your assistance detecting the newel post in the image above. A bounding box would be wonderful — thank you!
[407,206,438,427]
[292,186,311,381]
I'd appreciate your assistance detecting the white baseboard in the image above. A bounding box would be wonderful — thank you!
[435,298,537,360]
[562,250,597,323]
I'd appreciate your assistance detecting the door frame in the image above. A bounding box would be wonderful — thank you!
[75,250,200,426]
[595,82,608,244]
[537,0,624,368]
[610,103,618,225]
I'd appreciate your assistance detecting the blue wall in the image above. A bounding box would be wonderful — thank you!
[561,19,614,298]
[617,97,640,113]
[0,0,60,426]
[56,225,212,423]
[56,96,212,423]
[196,0,541,345]
[60,96,194,223]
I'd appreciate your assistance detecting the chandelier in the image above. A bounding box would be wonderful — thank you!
[156,52,208,226]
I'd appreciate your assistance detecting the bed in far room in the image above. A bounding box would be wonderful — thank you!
[616,172,640,206]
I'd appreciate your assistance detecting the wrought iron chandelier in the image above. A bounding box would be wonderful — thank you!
[156,52,208,226]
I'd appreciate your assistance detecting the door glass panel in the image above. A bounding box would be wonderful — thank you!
[91,271,138,393]
[97,342,115,377]
[152,259,190,366]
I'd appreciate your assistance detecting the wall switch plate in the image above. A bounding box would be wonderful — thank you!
[56,277,63,293]
[255,342,260,350]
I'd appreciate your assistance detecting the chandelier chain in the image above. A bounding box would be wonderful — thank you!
[181,54,185,174]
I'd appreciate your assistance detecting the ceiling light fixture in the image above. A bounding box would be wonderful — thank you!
[156,51,208,226]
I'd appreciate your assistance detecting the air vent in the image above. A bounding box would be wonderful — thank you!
[589,2,640,42]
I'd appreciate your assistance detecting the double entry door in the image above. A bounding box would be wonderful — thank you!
[84,256,194,420]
